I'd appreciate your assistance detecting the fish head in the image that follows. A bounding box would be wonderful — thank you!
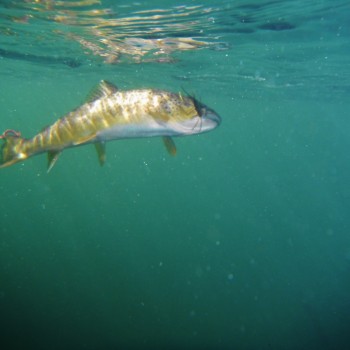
[162,93,221,136]
[191,97,221,133]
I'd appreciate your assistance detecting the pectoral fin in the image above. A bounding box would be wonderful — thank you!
[94,142,106,166]
[47,150,61,173]
[162,136,177,156]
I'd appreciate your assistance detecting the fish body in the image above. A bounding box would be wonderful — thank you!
[0,80,221,171]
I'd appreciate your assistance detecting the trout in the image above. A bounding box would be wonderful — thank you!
[0,80,221,172]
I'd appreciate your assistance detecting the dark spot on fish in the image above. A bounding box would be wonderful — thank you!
[259,21,296,31]
[161,101,172,114]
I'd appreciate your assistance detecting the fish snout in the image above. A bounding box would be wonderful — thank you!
[204,107,221,125]
[199,106,221,132]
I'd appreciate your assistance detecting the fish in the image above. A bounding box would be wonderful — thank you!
[0,80,221,172]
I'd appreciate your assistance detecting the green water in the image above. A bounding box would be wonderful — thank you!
[1,0,350,349]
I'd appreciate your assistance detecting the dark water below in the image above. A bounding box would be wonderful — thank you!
[1,1,350,349]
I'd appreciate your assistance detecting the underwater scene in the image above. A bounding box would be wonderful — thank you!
[0,0,350,349]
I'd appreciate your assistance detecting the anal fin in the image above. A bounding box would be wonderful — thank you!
[47,150,61,173]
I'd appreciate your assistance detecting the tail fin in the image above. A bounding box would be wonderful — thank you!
[0,132,27,169]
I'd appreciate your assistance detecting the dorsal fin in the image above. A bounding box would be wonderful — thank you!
[86,80,118,103]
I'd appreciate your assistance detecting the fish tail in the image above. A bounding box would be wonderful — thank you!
[0,130,28,168]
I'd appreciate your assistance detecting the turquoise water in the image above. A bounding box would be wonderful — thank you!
[1,0,350,349]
